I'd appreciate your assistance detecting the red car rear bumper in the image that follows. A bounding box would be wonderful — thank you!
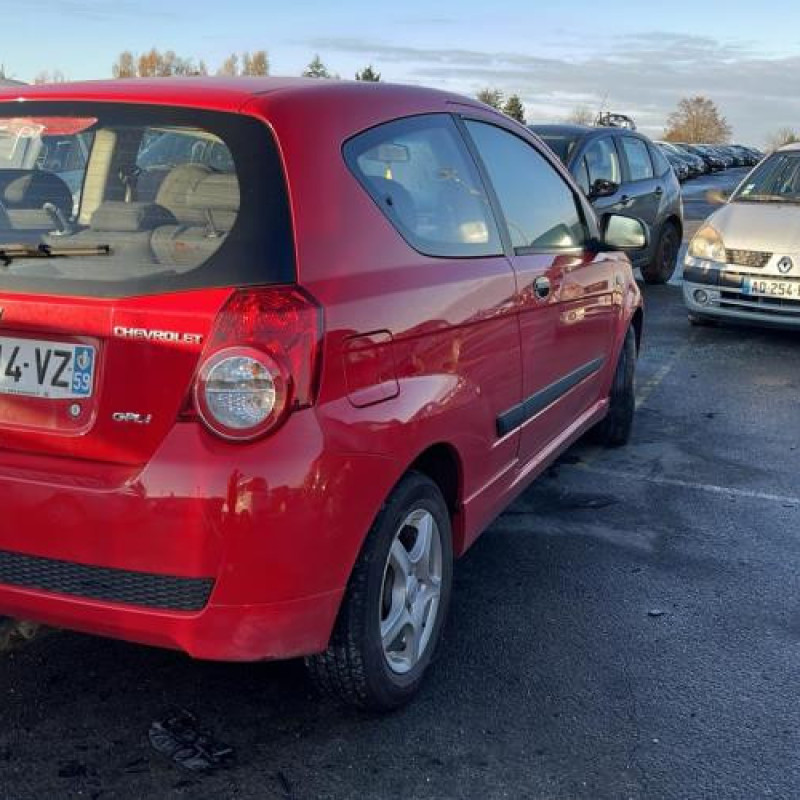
[0,412,394,660]
[0,584,344,660]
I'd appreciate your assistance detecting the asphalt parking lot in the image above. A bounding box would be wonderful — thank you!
[2,167,799,800]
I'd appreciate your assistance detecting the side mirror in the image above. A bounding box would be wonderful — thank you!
[601,214,649,252]
[589,178,619,199]
[706,189,730,205]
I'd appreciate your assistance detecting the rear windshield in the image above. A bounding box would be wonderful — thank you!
[0,102,293,297]
[733,152,800,204]
[532,134,579,164]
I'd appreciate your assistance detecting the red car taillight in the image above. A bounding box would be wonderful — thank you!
[193,287,322,441]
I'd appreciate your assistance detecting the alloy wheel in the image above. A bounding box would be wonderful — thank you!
[379,508,443,675]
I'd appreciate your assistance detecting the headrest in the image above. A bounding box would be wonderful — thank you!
[0,169,73,217]
[90,202,176,232]
[186,173,240,212]
[154,164,212,217]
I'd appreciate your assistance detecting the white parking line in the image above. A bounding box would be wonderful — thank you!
[571,464,800,507]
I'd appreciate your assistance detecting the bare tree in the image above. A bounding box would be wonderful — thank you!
[664,97,731,144]
[33,70,66,85]
[218,53,239,77]
[113,49,206,79]
[112,51,136,79]
[242,50,269,76]
[355,65,381,82]
[565,105,594,126]
[503,94,526,123]
[765,127,800,152]
[476,88,504,110]
[136,48,161,78]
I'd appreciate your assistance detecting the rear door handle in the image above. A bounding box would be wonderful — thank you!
[533,276,551,300]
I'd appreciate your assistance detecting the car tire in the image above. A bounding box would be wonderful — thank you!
[305,472,453,712]
[688,313,718,327]
[642,222,680,285]
[591,327,636,447]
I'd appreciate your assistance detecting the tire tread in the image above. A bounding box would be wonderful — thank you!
[305,473,451,711]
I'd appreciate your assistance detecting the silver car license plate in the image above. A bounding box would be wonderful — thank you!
[0,336,95,399]
[742,277,800,299]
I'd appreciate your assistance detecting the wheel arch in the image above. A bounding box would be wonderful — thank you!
[408,442,466,554]
[663,213,683,241]
[631,307,644,354]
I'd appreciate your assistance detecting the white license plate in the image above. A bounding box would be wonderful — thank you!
[0,337,95,399]
[742,277,800,299]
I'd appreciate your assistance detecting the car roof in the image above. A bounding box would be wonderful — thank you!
[777,142,800,153]
[0,76,484,116]
[530,123,650,142]
[529,124,593,137]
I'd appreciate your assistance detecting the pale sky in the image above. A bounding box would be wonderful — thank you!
[2,0,800,145]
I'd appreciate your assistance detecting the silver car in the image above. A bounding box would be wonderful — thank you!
[684,143,800,328]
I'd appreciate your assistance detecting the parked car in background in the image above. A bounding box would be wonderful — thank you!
[684,143,800,328]
[0,78,646,711]
[712,146,737,168]
[730,145,760,166]
[743,145,765,162]
[531,123,683,283]
[723,146,749,167]
[663,149,690,181]
[680,144,726,172]
[657,142,706,177]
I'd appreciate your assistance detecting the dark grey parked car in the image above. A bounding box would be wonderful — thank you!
[530,124,684,283]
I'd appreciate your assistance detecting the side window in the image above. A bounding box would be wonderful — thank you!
[621,137,654,181]
[344,115,502,258]
[464,120,586,253]
[584,138,621,185]
[649,144,671,178]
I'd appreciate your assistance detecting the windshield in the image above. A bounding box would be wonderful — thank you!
[0,102,293,297]
[732,152,800,204]
[535,134,580,164]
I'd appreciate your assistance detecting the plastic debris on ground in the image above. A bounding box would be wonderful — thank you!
[148,708,234,772]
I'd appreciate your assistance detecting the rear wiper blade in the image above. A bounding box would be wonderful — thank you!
[0,243,111,267]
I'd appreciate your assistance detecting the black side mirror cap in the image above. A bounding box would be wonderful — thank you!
[589,178,619,200]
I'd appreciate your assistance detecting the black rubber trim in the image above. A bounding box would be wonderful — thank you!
[497,356,605,437]
[683,266,744,289]
[0,549,214,611]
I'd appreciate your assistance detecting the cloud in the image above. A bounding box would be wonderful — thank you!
[305,34,800,144]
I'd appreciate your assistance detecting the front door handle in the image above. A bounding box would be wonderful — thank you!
[533,276,551,300]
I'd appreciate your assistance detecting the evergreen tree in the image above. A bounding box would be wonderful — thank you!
[303,55,332,79]
[355,65,381,82]
[503,94,525,123]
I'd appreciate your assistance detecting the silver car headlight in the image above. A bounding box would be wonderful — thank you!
[689,226,726,263]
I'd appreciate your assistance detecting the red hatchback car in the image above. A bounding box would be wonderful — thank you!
[0,78,643,710]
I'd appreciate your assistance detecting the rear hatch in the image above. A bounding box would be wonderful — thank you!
[0,100,294,466]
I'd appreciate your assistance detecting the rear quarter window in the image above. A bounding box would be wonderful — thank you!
[344,114,502,258]
[620,137,655,182]
[0,103,293,298]
[649,144,672,178]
